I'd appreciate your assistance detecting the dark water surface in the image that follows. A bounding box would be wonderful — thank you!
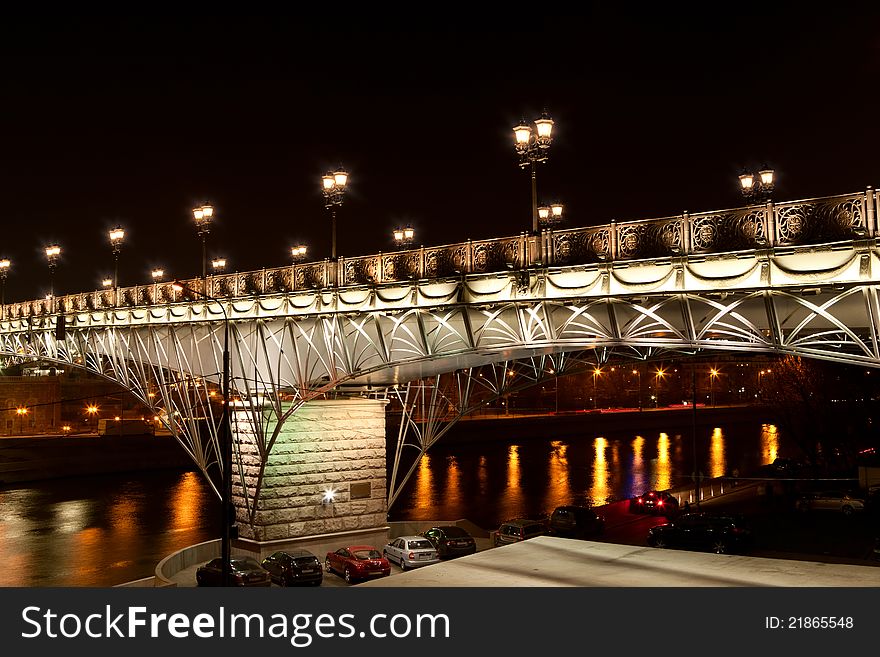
[1,418,793,586]
[390,420,793,530]
[0,469,219,587]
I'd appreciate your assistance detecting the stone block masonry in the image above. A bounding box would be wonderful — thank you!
[231,398,387,542]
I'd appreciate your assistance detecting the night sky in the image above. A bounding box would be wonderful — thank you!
[1,7,879,302]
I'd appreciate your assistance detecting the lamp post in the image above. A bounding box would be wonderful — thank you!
[291,245,308,263]
[392,226,415,249]
[108,227,125,290]
[211,258,227,274]
[45,245,61,298]
[513,112,554,238]
[102,278,113,290]
[709,368,719,407]
[654,367,666,408]
[321,169,349,262]
[193,203,215,290]
[592,367,602,410]
[632,368,642,411]
[172,279,232,586]
[151,268,164,283]
[738,167,775,203]
[0,258,10,320]
[16,407,28,435]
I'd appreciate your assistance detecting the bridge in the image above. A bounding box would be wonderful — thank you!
[0,188,877,546]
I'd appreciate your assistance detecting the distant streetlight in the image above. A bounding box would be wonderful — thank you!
[321,169,349,262]
[709,368,719,407]
[654,367,666,407]
[0,258,10,319]
[592,367,603,410]
[738,167,775,202]
[291,245,308,263]
[193,203,215,286]
[632,368,642,412]
[102,278,113,289]
[392,226,415,249]
[16,406,28,434]
[211,258,227,274]
[151,268,164,282]
[108,227,125,289]
[513,111,554,236]
[45,245,61,297]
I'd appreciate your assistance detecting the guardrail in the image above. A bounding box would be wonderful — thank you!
[4,188,876,319]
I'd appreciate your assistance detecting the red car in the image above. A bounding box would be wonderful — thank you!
[325,545,390,583]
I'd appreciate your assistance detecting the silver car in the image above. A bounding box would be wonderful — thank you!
[795,491,865,515]
[383,536,440,570]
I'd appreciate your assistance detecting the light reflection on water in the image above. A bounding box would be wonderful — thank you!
[0,469,218,587]
[392,422,788,530]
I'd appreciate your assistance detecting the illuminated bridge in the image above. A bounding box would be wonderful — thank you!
[1,188,878,545]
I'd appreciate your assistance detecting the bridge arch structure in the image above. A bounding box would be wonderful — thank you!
[1,189,878,542]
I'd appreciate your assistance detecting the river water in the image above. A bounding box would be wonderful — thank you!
[0,417,792,586]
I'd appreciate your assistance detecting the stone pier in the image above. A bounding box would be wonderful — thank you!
[232,398,388,544]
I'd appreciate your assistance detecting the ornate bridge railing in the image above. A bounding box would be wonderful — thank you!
[2,189,875,319]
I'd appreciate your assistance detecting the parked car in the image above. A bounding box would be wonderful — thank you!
[548,505,605,539]
[494,518,548,547]
[324,546,390,583]
[647,512,752,554]
[196,556,271,587]
[795,491,866,515]
[420,526,477,558]
[628,490,680,515]
[383,536,440,570]
[261,549,323,586]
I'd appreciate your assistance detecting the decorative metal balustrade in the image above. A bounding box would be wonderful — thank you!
[2,189,875,319]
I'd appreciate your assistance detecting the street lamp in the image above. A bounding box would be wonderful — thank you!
[291,245,308,263]
[709,368,719,407]
[592,367,603,410]
[392,225,415,249]
[632,368,642,411]
[16,407,28,435]
[738,167,775,203]
[537,202,564,229]
[193,203,215,287]
[0,258,10,320]
[108,227,125,289]
[102,278,113,289]
[321,169,349,261]
[171,279,232,586]
[513,111,554,235]
[45,245,61,298]
[654,367,666,407]
[151,268,164,282]
[211,258,227,274]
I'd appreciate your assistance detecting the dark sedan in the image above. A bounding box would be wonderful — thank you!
[420,526,477,558]
[647,513,752,554]
[261,549,323,586]
[196,556,271,587]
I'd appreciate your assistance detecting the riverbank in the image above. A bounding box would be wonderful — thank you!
[0,433,194,486]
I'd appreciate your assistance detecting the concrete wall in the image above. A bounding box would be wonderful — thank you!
[234,399,387,541]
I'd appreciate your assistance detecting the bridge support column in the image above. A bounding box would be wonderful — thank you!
[232,398,388,542]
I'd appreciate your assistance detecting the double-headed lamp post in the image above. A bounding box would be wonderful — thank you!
[738,167,775,203]
[172,279,233,586]
[0,258,10,320]
[291,245,308,263]
[211,258,227,274]
[392,226,415,249]
[513,112,555,236]
[193,204,215,287]
[151,268,164,283]
[45,245,61,298]
[108,227,125,290]
[321,169,349,262]
[537,202,564,229]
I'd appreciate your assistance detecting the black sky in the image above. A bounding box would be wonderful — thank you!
[1,7,879,301]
